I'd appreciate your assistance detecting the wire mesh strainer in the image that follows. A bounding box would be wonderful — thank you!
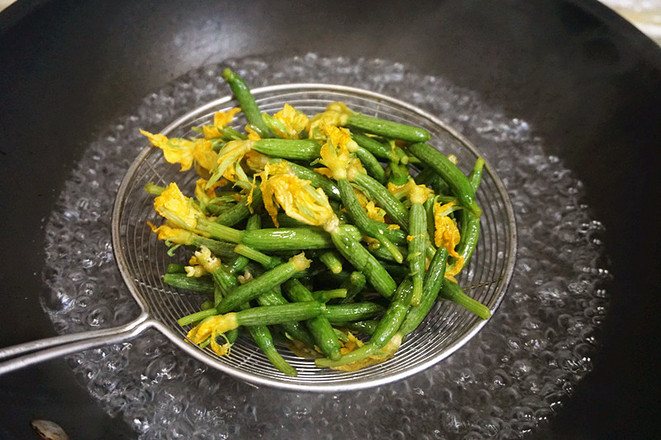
[0,84,516,392]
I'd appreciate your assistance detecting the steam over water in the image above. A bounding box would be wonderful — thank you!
[42,54,610,439]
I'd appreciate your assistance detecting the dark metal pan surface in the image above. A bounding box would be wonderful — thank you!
[1,1,659,439]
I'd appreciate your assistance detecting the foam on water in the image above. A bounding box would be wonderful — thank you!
[42,54,610,439]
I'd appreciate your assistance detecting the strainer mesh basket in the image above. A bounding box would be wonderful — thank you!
[112,84,516,392]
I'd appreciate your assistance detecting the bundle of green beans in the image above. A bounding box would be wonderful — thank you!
[141,68,490,376]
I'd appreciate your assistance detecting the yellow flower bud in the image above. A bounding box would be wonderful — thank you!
[187,313,239,345]
[259,162,335,228]
[271,104,309,139]
[153,183,204,231]
[433,201,465,278]
[140,130,216,173]
[307,102,351,139]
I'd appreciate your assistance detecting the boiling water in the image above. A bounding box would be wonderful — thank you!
[42,54,610,439]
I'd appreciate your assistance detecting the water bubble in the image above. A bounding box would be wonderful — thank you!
[40,54,610,440]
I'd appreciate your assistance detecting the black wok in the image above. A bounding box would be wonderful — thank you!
[0,0,659,438]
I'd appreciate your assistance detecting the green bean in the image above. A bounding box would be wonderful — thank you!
[319,250,343,274]
[456,158,485,266]
[345,113,430,143]
[215,254,310,314]
[214,187,263,227]
[350,132,394,161]
[355,147,386,183]
[352,172,409,230]
[398,247,449,337]
[438,280,491,320]
[335,319,378,336]
[370,278,413,347]
[407,143,482,217]
[407,202,428,306]
[227,301,326,328]
[283,279,342,360]
[368,242,408,263]
[314,279,413,369]
[337,179,403,263]
[324,302,385,322]
[253,138,321,161]
[339,271,367,304]
[241,227,335,251]
[329,224,397,298]
[189,300,386,339]
[221,68,273,138]
[239,302,298,377]
[253,290,316,348]
[236,218,316,346]
[163,273,214,295]
[234,243,333,349]
[311,289,347,302]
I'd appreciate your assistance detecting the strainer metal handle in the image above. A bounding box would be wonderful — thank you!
[0,314,153,375]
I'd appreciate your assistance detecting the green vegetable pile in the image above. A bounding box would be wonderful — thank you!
[141,68,490,375]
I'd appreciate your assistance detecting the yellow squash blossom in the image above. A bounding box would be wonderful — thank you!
[365,201,386,223]
[268,103,309,139]
[140,129,216,173]
[209,331,233,356]
[307,102,352,139]
[408,181,433,205]
[184,246,221,278]
[207,139,256,189]
[187,313,239,346]
[186,312,235,357]
[194,178,227,208]
[331,333,402,372]
[148,222,195,245]
[391,179,433,204]
[318,124,364,181]
[185,255,206,278]
[202,107,241,139]
[387,181,407,198]
[153,182,206,232]
[244,150,270,173]
[259,162,335,228]
[245,125,262,141]
[433,201,465,278]
[192,245,221,273]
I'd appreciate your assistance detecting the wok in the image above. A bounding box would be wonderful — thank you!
[0,0,659,439]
